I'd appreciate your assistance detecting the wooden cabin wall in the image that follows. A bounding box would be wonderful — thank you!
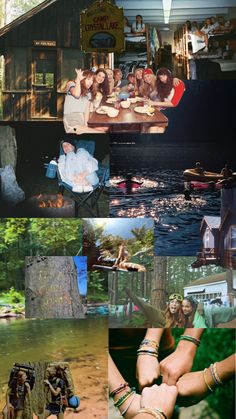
[0,0,112,120]
[0,0,94,50]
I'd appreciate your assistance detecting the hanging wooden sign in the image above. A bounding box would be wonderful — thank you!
[80,0,124,52]
[33,40,56,47]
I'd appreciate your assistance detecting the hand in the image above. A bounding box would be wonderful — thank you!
[173,77,180,87]
[44,379,50,385]
[136,355,160,390]
[75,68,85,83]
[160,346,195,385]
[176,371,210,406]
[124,393,141,419]
[141,384,178,419]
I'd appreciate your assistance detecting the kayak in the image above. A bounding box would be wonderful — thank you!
[190,181,222,190]
[183,169,236,182]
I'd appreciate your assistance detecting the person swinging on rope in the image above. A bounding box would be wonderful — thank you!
[112,243,146,272]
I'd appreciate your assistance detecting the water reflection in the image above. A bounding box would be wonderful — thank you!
[110,170,221,255]
[0,318,108,385]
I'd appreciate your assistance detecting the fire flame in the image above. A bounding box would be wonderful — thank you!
[37,194,65,208]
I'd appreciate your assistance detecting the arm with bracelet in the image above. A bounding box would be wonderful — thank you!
[136,328,164,389]
[134,384,178,419]
[109,354,141,418]
[176,353,235,403]
[160,329,204,385]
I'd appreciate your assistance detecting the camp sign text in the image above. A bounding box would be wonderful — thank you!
[80,0,124,52]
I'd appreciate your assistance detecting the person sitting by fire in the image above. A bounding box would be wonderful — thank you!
[2,371,31,419]
[58,139,98,193]
[112,242,146,272]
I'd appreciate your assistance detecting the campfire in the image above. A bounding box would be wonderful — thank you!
[37,193,66,208]
[26,194,75,217]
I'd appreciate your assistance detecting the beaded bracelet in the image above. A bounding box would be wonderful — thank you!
[120,391,136,416]
[137,407,167,419]
[179,335,201,347]
[109,382,129,397]
[203,368,214,392]
[114,387,136,408]
[140,339,160,349]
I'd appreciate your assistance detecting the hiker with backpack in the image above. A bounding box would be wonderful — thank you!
[44,366,66,419]
[2,370,31,419]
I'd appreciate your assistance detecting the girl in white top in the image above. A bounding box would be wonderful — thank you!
[63,68,107,135]
[131,15,146,35]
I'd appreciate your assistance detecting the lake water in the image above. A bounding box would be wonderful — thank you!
[0,317,108,395]
[109,169,221,255]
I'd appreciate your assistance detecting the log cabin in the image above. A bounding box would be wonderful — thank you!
[193,186,236,270]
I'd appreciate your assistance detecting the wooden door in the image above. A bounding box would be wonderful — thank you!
[31,50,57,118]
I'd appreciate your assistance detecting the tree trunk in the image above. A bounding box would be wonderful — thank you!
[0,126,17,170]
[151,257,167,310]
[226,269,234,306]
[25,256,85,318]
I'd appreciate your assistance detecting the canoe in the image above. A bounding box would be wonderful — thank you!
[183,169,236,182]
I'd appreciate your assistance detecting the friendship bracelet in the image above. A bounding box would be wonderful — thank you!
[109,382,129,397]
[203,368,214,392]
[179,335,201,347]
[114,388,136,408]
[137,348,158,355]
[120,391,136,416]
[137,407,166,419]
[137,352,158,358]
[140,339,160,349]
[213,363,223,385]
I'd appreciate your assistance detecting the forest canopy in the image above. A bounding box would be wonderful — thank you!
[0,218,82,290]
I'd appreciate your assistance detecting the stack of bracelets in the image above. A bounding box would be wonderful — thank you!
[137,339,159,359]
[203,362,223,392]
[137,407,167,418]
[110,382,137,416]
[178,335,201,347]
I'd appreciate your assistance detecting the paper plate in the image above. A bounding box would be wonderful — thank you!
[134,106,155,115]
[96,106,109,114]
[106,98,117,104]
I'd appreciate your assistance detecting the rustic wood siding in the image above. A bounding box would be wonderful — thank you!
[0,0,94,50]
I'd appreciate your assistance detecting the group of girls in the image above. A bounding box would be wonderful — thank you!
[63,66,185,135]
[165,293,236,328]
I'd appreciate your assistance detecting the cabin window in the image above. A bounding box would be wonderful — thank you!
[32,50,56,90]
[204,227,211,248]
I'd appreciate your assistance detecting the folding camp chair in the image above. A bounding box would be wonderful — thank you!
[46,138,109,217]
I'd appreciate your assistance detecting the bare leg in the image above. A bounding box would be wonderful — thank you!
[15,410,23,419]
[2,405,9,419]
[44,409,52,419]
[73,124,109,135]
[148,126,166,134]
